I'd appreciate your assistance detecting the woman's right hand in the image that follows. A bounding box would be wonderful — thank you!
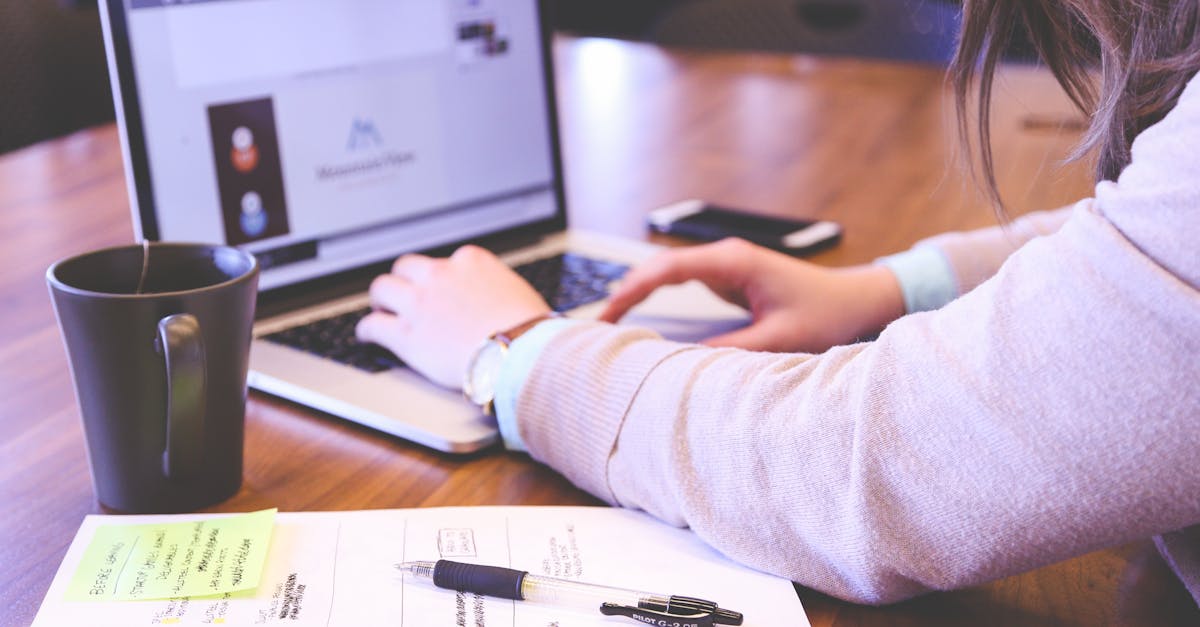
[599,238,906,353]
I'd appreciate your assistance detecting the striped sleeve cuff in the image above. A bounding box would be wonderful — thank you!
[493,318,583,451]
[876,246,958,313]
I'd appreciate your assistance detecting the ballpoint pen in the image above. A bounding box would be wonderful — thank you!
[395,559,744,626]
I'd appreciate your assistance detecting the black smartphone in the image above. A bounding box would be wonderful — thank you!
[647,199,842,254]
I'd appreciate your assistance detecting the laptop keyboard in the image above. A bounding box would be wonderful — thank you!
[514,252,629,312]
[263,306,402,373]
[262,253,628,373]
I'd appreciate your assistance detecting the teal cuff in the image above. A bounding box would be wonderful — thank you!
[876,246,958,313]
[493,318,582,452]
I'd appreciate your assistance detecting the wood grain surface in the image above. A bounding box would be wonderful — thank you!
[1,36,1195,626]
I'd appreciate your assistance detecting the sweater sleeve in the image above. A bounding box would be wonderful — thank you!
[875,246,959,313]
[907,207,1072,297]
[513,80,1200,604]
[874,207,1071,314]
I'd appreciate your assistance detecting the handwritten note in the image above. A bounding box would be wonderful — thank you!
[64,509,276,602]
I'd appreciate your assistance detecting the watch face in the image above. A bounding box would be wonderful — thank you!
[465,340,505,406]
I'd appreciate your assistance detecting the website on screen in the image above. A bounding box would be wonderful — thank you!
[124,0,557,288]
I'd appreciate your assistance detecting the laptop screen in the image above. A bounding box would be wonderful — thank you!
[104,0,562,291]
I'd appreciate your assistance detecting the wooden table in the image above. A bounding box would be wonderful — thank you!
[2,36,1196,626]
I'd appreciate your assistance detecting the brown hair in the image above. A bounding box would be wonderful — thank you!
[951,0,1200,213]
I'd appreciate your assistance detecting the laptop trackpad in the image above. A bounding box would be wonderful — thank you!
[621,280,751,344]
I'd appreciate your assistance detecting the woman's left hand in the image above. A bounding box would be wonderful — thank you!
[355,245,551,390]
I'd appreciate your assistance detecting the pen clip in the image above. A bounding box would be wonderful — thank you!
[600,602,717,627]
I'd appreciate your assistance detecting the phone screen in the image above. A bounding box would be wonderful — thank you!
[656,204,839,253]
[674,207,818,234]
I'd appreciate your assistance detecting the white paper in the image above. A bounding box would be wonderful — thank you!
[34,506,809,626]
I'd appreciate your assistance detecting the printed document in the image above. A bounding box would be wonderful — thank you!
[34,506,808,626]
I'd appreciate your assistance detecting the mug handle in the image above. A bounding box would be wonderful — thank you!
[157,314,206,479]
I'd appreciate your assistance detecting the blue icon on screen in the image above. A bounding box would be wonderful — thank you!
[240,210,267,237]
[240,191,267,237]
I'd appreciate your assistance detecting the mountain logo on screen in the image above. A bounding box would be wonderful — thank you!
[346,117,383,151]
[314,116,414,182]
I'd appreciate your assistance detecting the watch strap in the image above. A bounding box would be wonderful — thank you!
[466,312,561,416]
[493,312,562,346]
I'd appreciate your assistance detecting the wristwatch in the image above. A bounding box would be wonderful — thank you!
[463,312,559,415]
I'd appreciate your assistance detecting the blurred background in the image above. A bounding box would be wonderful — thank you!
[1,0,1008,155]
[0,0,114,154]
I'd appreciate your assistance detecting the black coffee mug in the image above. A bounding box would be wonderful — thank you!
[47,242,258,513]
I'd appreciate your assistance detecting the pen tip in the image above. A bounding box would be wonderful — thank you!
[394,560,436,578]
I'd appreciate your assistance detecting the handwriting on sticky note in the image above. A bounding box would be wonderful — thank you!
[64,509,276,602]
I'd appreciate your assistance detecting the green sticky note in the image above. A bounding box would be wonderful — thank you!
[64,509,276,602]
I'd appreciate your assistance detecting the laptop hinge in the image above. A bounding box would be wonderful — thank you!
[254,229,556,321]
[470,228,549,257]
[255,258,390,320]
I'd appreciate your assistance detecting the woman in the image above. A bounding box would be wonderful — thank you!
[356,0,1200,604]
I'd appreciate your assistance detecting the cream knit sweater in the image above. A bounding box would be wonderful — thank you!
[511,77,1200,604]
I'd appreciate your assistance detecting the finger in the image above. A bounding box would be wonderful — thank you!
[701,318,788,352]
[599,245,743,323]
[355,310,410,353]
[450,244,495,262]
[391,254,437,281]
[367,274,417,314]
[598,253,696,322]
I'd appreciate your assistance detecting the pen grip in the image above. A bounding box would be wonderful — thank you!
[433,560,526,600]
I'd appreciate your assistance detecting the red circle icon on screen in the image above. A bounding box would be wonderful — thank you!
[230,126,259,173]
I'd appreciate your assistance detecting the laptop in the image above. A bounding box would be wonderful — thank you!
[98,0,748,452]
